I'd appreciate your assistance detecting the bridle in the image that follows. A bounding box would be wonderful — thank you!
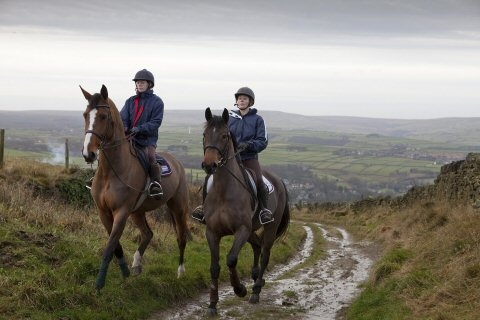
[84,101,145,193]
[202,130,232,169]
[85,102,124,149]
[202,127,250,190]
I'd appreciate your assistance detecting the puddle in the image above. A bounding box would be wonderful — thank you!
[150,223,375,320]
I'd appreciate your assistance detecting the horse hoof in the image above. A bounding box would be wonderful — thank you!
[207,307,218,317]
[119,263,130,278]
[177,264,185,278]
[234,284,247,298]
[95,280,105,292]
[249,293,260,304]
[131,265,142,276]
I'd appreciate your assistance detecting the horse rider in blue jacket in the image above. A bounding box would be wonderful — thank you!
[192,86,274,224]
[120,69,164,199]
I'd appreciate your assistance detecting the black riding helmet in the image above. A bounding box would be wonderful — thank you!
[132,69,155,88]
[234,87,255,106]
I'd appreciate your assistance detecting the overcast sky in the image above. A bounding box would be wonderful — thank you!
[1,0,479,119]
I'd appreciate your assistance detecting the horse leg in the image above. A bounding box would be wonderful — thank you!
[206,228,221,317]
[250,234,275,304]
[248,233,262,282]
[227,226,250,298]
[114,244,130,278]
[130,212,153,276]
[96,209,129,292]
[167,197,190,278]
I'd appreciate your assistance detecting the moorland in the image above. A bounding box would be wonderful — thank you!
[1,109,478,203]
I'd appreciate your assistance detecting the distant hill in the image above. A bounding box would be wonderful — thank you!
[1,110,479,146]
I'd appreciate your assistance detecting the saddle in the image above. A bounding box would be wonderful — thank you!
[205,169,274,214]
[134,145,172,177]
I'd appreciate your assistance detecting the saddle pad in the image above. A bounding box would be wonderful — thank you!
[263,176,274,194]
[206,174,274,194]
[155,154,172,176]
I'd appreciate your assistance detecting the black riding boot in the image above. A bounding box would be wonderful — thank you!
[191,176,208,224]
[149,162,163,200]
[258,184,274,224]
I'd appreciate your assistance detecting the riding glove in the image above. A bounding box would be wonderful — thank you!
[237,142,249,151]
[130,127,140,135]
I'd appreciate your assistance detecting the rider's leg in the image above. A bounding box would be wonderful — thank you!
[243,159,274,225]
[148,146,163,199]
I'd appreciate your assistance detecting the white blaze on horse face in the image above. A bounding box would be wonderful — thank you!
[82,108,97,157]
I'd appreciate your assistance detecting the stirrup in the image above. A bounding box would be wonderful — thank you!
[85,177,94,190]
[191,205,205,223]
[259,209,274,225]
[149,181,163,198]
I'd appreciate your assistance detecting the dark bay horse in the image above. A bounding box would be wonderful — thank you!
[80,85,190,291]
[201,107,290,316]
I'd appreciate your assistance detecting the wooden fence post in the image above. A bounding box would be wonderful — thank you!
[0,129,4,169]
[65,138,69,169]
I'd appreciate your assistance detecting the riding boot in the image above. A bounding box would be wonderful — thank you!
[258,184,274,225]
[191,176,208,224]
[149,162,163,200]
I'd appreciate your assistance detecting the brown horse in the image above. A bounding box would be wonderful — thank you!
[80,85,190,291]
[201,107,290,316]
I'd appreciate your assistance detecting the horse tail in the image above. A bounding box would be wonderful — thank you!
[275,180,290,241]
[166,207,193,241]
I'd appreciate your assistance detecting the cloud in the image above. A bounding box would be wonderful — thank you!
[0,0,479,118]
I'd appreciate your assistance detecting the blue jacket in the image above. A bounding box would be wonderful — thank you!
[228,108,268,161]
[120,90,164,147]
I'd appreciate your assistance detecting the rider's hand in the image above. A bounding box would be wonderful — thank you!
[237,142,249,152]
[130,127,140,135]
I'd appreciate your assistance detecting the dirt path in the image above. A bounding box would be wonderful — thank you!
[150,223,377,319]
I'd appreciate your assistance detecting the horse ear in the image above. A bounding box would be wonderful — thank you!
[222,108,229,124]
[80,85,91,101]
[100,85,108,100]
[205,107,212,121]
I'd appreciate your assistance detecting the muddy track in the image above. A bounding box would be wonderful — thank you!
[150,223,377,319]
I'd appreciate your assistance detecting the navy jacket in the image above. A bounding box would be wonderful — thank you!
[120,90,164,147]
[228,108,268,161]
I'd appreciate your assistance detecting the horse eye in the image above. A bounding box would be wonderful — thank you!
[99,114,107,120]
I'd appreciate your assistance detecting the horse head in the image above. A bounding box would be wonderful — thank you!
[81,85,120,163]
[202,107,231,174]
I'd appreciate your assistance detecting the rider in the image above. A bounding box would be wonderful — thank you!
[192,86,274,224]
[120,68,164,199]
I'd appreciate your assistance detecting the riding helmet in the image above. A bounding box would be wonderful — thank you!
[132,69,155,88]
[235,87,255,106]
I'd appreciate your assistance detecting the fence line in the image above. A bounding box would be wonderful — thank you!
[0,129,205,184]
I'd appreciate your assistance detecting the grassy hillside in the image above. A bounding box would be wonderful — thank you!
[302,154,480,319]
[3,152,480,319]
[305,202,480,319]
[0,159,305,320]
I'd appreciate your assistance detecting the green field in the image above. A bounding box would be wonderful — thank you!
[2,123,471,203]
